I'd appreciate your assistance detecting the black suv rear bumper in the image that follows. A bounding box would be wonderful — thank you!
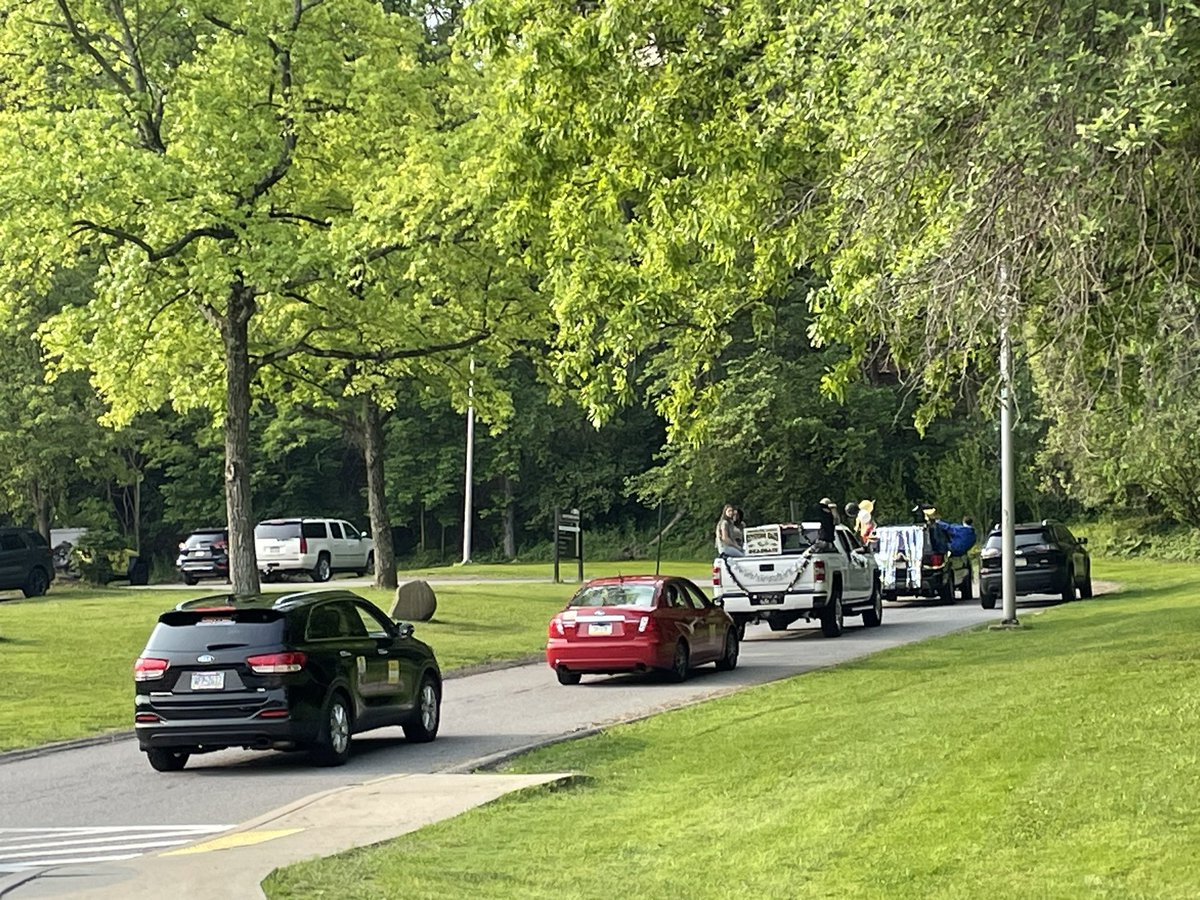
[136,716,319,751]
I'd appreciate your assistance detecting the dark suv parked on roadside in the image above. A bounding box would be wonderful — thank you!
[175,528,229,585]
[0,527,55,598]
[979,520,1092,608]
[134,589,441,772]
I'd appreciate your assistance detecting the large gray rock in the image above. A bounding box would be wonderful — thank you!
[391,580,437,622]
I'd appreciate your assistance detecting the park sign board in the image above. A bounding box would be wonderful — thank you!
[554,508,583,583]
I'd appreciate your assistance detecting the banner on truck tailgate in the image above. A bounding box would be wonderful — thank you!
[743,525,782,555]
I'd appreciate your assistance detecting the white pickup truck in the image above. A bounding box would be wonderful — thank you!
[712,523,883,638]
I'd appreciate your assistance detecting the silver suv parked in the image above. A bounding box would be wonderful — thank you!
[255,518,374,582]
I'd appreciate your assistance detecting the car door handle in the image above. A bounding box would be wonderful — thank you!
[339,650,352,658]
[376,648,388,656]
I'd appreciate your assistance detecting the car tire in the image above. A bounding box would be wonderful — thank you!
[311,554,332,583]
[820,586,844,637]
[1080,572,1094,599]
[310,692,352,766]
[862,578,883,628]
[668,640,690,682]
[960,572,973,602]
[146,748,189,772]
[21,567,50,598]
[182,574,198,586]
[356,551,376,578]
[981,590,997,610]
[715,628,740,671]
[402,674,441,743]
[556,667,582,686]
[1061,567,1076,603]
[733,618,748,642]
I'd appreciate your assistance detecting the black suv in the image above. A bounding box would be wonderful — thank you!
[978,521,1092,608]
[176,528,229,585]
[134,590,441,772]
[0,527,55,598]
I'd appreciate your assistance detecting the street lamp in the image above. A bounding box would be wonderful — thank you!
[461,358,475,565]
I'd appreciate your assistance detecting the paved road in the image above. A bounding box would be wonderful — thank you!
[1,600,1003,840]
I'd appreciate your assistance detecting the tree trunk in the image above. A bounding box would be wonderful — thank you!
[132,474,142,553]
[31,481,51,542]
[362,396,396,589]
[419,501,426,551]
[502,474,517,559]
[221,286,261,597]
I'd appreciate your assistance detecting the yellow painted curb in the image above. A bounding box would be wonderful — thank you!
[161,828,303,856]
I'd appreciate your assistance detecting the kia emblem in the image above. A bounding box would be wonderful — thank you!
[197,654,215,663]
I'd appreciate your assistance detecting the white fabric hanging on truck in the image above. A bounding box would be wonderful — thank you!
[876,525,925,589]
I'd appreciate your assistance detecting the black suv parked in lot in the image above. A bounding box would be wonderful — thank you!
[175,528,229,585]
[0,527,54,598]
[134,590,441,772]
[979,521,1092,608]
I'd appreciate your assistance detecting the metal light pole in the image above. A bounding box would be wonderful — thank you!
[461,359,475,565]
[999,270,1018,625]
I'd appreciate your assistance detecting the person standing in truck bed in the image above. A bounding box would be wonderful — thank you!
[715,504,745,557]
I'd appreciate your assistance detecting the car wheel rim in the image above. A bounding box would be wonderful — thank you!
[420,683,438,730]
[330,702,349,754]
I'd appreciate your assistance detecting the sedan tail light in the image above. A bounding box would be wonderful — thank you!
[549,616,565,637]
[638,615,658,635]
[134,657,169,681]
[246,651,307,674]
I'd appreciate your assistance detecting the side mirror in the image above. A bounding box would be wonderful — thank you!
[1079,537,1088,546]
[713,597,724,608]
[393,621,414,639]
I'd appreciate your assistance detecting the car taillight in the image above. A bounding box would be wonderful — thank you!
[712,565,721,586]
[549,616,564,637]
[213,539,227,551]
[134,657,169,681]
[638,615,658,635]
[246,651,307,674]
[299,536,308,554]
[928,553,944,567]
[813,560,825,583]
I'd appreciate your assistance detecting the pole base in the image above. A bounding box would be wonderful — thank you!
[988,619,1024,630]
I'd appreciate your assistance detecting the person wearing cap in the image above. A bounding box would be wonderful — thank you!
[816,497,838,546]
[856,499,876,543]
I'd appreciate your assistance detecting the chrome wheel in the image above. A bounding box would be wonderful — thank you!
[329,701,349,755]
[404,674,442,742]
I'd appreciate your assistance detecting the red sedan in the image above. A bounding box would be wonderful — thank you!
[546,575,739,685]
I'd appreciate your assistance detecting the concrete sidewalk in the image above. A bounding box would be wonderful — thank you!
[2,772,575,899]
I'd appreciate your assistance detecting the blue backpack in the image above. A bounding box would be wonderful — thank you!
[944,523,977,556]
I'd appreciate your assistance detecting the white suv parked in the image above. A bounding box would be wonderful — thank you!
[255,518,374,582]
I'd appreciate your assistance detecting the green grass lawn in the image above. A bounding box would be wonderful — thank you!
[265,559,1200,899]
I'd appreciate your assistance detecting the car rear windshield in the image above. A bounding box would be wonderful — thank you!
[183,531,225,547]
[148,609,287,651]
[569,584,657,608]
[255,522,300,540]
[984,530,1051,549]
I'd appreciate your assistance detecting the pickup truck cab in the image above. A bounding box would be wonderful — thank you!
[712,523,883,638]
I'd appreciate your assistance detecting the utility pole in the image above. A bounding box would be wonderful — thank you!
[998,266,1019,626]
[461,358,475,565]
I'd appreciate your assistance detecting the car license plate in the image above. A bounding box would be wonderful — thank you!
[754,593,784,605]
[190,671,225,691]
[1015,558,1027,567]
[588,622,612,636]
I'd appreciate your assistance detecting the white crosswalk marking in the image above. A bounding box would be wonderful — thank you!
[0,825,231,871]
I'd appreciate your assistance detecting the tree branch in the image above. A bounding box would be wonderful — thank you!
[71,219,236,260]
